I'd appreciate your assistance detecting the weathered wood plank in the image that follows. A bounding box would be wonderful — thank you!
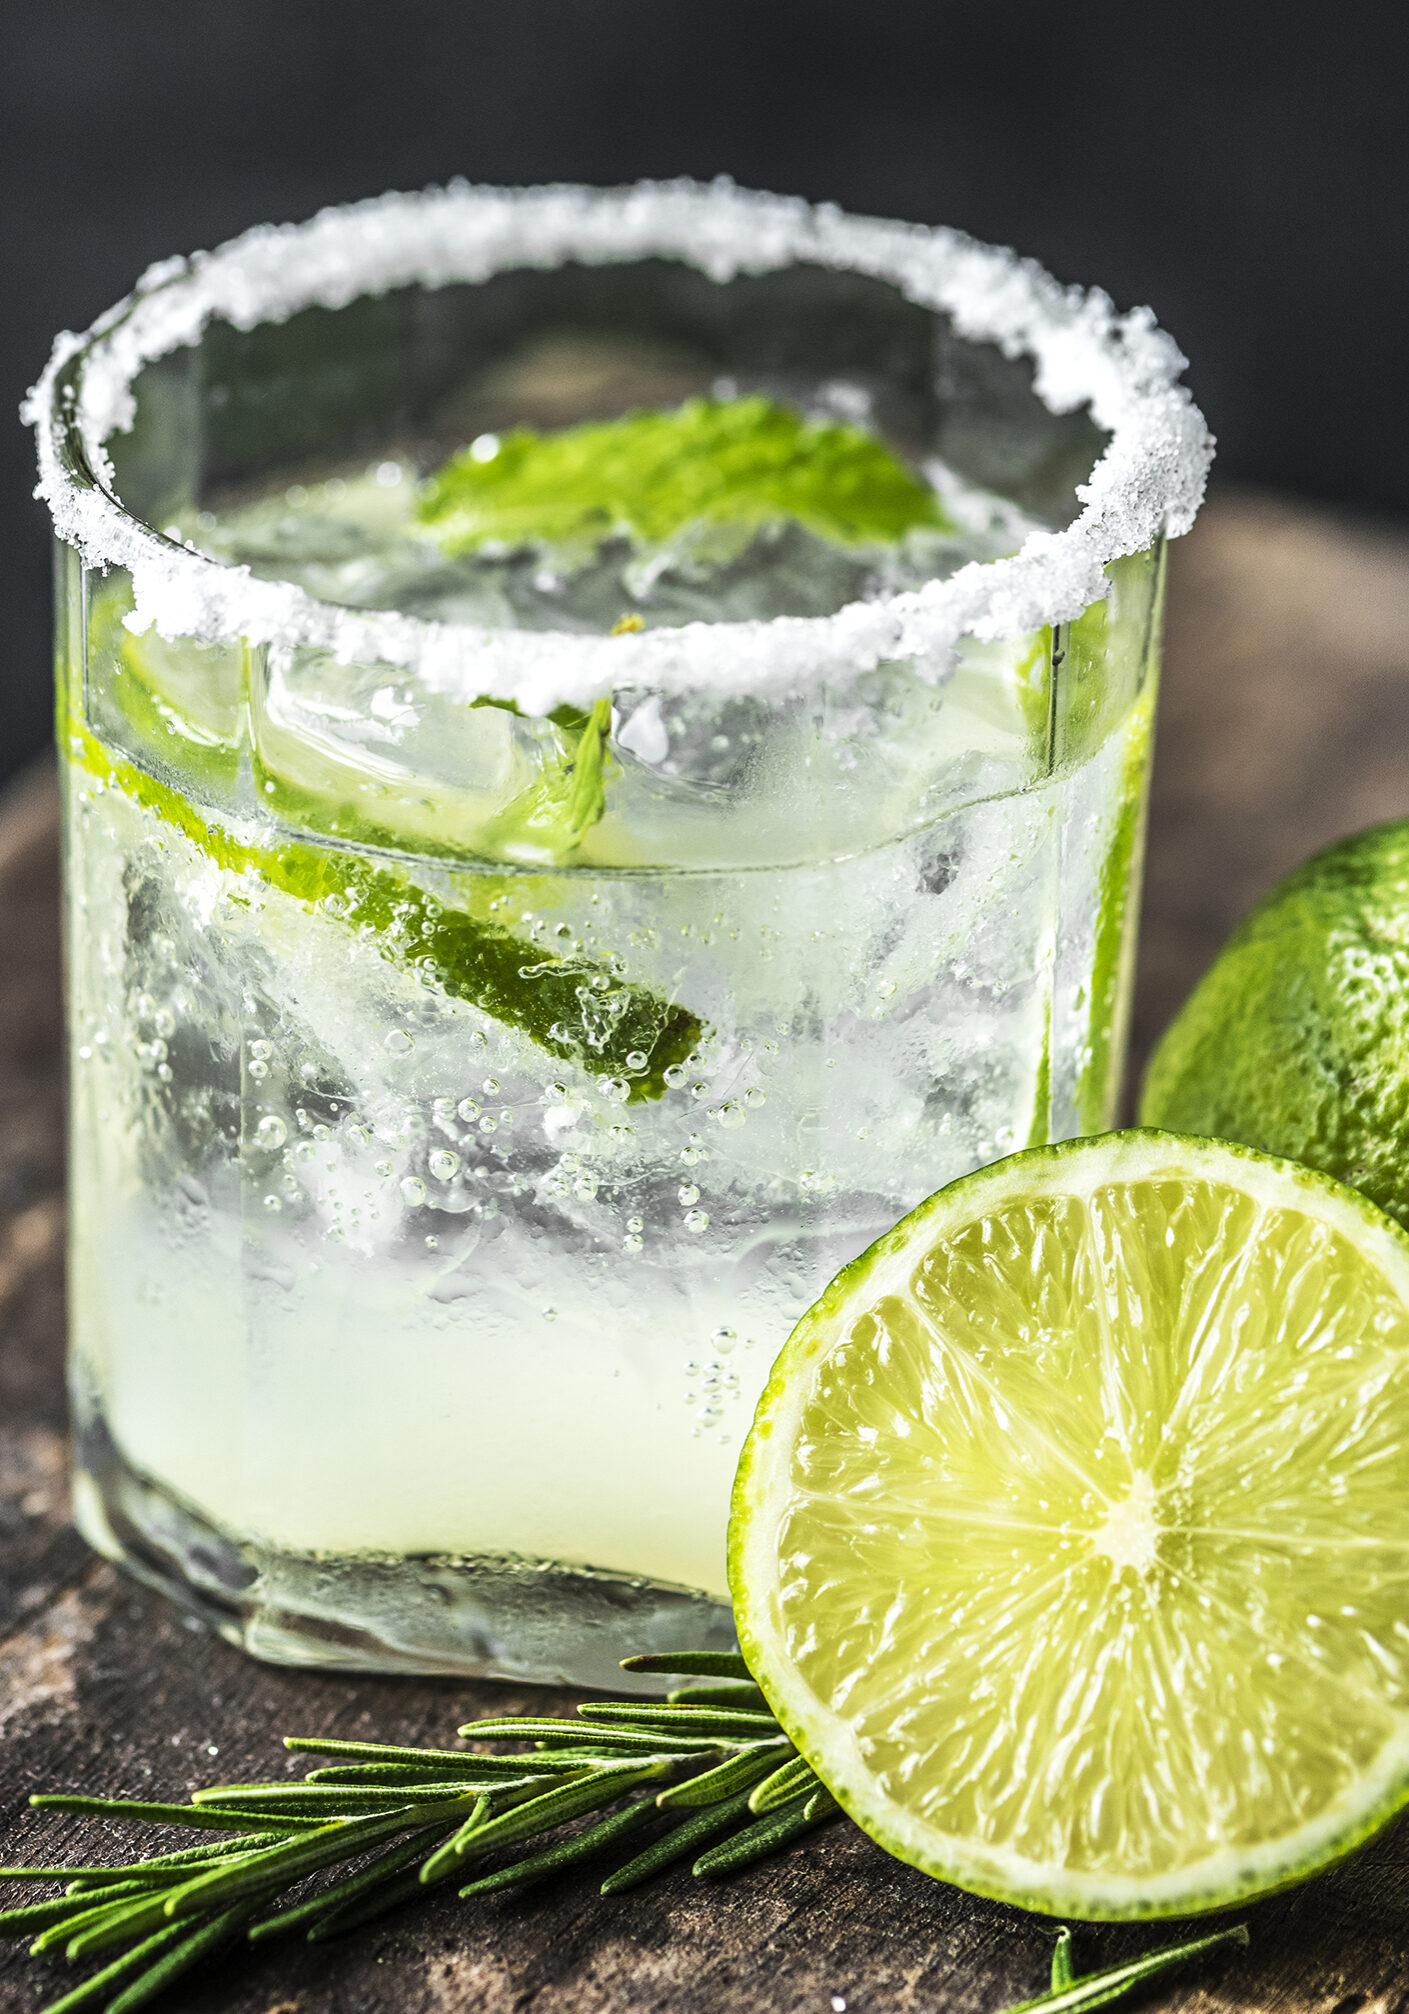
[5,491,1409,2012]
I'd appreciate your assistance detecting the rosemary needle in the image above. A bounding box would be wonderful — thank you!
[993,1925,1250,2014]
[246,1832,449,1944]
[456,1800,660,1898]
[693,1789,838,1877]
[618,1651,753,1679]
[33,1921,192,2014]
[747,1752,820,1815]
[601,1787,761,1894]
[655,1742,787,1810]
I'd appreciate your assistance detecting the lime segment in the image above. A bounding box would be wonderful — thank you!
[730,1130,1409,1919]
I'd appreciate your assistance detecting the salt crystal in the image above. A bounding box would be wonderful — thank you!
[23,181,1211,717]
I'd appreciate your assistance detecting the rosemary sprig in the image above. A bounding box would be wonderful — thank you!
[0,1654,836,2012]
[0,1655,1250,2014]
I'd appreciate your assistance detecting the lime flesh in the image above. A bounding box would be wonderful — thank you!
[731,1130,1409,1919]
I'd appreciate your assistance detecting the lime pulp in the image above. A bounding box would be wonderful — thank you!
[731,1129,1409,1919]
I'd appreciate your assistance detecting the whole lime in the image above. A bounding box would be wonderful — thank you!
[1139,820,1409,1230]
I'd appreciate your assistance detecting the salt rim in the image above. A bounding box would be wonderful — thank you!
[25,179,1212,715]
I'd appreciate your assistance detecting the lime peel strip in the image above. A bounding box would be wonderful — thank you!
[66,718,702,1101]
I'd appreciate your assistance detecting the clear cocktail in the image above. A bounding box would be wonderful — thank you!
[30,185,1208,1686]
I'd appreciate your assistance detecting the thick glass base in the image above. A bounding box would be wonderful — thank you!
[72,1423,736,1694]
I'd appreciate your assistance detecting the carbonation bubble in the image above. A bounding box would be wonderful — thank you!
[678,1183,701,1206]
[482,1077,500,1096]
[400,1177,428,1207]
[384,1029,414,1056]
[428,1150,461,1182]
[457,1098,481,1122]
[625,1050,649,1072]
[663,1064,688,1090]
[716,1102,747,1130]
[249,1040,272,1061]
[468,1031,487,1050]
[711,1328,738,1354]
[248,1059,269,1081]
[255,1115,288,1151]
[744,1086,767,1109]
[683,1209,710,1234]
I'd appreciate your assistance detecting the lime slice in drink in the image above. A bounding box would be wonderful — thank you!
[730,1129,1409,1919]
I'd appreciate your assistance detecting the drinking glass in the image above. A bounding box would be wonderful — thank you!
[28,184,1209,1687]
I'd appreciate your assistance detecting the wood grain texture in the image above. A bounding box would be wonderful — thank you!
[5,489,1409,2013]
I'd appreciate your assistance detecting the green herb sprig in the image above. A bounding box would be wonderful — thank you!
[0,1652,1249,2014]
[0,1654,833,2013]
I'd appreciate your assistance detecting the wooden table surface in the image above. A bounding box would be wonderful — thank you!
[4,489,1409,2014]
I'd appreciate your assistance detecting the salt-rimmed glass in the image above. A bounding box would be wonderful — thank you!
[28,182,1209,1690]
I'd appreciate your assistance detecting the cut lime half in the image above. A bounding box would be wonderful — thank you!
[731,1130,1409,1919]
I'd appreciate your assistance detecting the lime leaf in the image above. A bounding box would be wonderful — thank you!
[416,396,950,554]
[732,1129,1409,1918]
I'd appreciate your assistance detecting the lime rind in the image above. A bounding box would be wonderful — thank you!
[1139,819,1409,1232]
[731,1129,1409,1919]
[62,712,701,1102]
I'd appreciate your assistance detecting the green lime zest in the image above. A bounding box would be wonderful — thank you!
[416,395,950,554]
[67,721,701,1103]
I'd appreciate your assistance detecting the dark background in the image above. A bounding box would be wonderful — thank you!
[3,0,1406,786]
